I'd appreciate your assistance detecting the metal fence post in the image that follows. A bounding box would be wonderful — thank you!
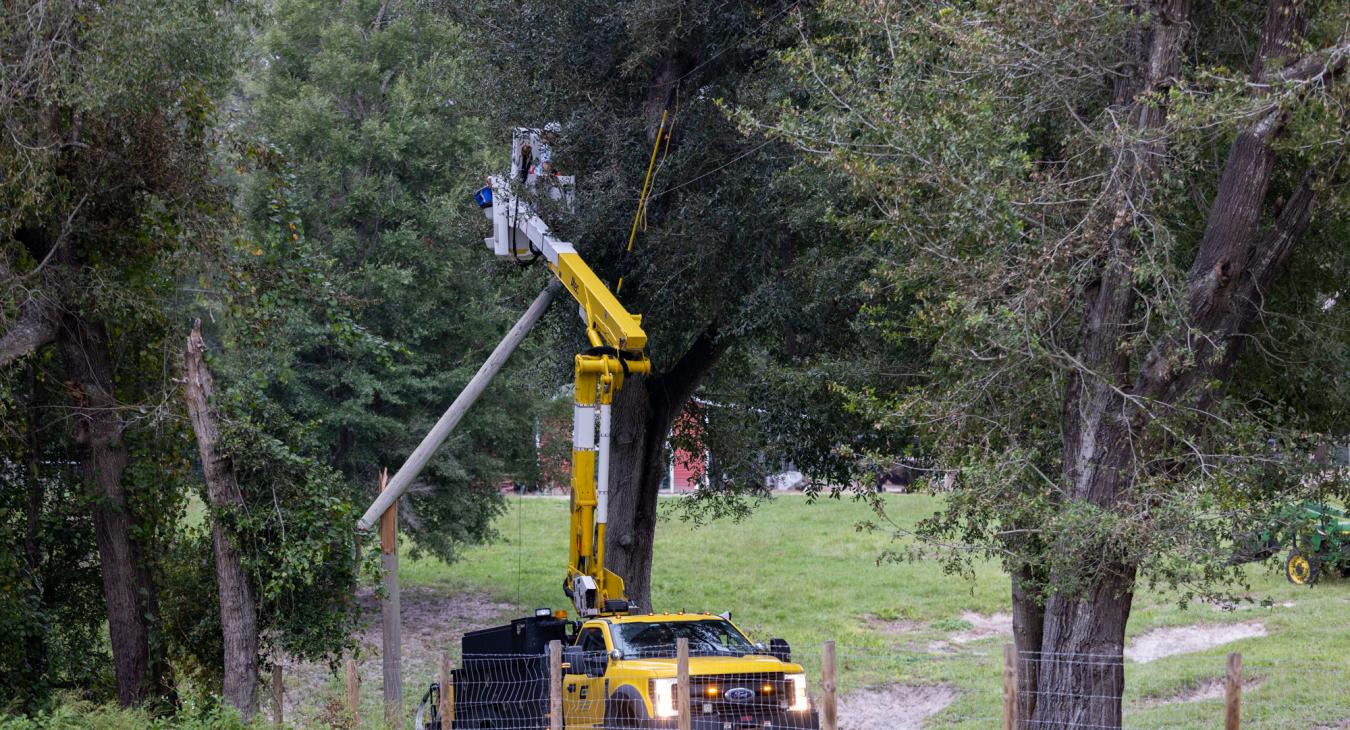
[677,637,691,730]
[549,640,563,730]
[271,664,284,727]
[821,641,838,730]
[1003,644,1017,730]
[439,651,453,730]
[1225,652,1242,730]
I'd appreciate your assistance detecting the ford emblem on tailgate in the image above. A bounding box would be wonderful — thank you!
[724,687,754,702]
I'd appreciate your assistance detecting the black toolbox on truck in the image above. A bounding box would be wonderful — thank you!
[437,613,572,729]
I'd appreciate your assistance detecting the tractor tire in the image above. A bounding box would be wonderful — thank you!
[1285,549,1320,585]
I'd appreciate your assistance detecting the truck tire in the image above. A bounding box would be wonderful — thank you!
[603,695,641,729]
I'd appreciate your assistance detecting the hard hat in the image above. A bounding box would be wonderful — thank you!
[544,121,561,134]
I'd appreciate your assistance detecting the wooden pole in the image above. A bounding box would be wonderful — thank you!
[1225,652,1242,730]
[821,641,838,730]
[345,657,360,729]
[1003,644,1017,730]
[358,280,561,530]
[440,651,453,730]
[549,640,563,730]
[677,637,691,730]
[379,469,403,729]
[271,664,283,727]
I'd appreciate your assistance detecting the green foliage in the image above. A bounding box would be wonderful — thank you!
[161,409,363,686]
[1,0,249,709]
[458,0,887,511]
[228,0,557,563]
[0,695,263,730]
[756,0,1349,600]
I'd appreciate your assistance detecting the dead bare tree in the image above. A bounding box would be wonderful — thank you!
[184,320,260,719]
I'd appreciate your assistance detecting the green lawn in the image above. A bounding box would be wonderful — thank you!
[402,493,1350,728]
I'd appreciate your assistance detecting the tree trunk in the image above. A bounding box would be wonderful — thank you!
[22,362,49,683]
[1031,569,1135,727]
[1009,566,1045,723]
[605,325,729,611]
[1025,1,1337,725]
[1029,1,1189,725]
[184,320,260,719]
[604,375,670,611]
[58,314,169,706]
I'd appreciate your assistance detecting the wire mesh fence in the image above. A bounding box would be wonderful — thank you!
[401,640,1350,729]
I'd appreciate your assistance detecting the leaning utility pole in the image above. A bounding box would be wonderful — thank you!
[357,280,561,530]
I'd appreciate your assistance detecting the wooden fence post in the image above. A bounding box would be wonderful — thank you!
[440,651,453,730]
[1003,644,1018,730]
[549,640,563,730]
[379,469,403,729]
[677,637,691,730]
[821,641,838,730]
[1225,652,1242,730]
[345,657,360,728]
[271,664,284,727]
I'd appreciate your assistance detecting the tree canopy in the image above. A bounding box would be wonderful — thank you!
[0,0,1345,723]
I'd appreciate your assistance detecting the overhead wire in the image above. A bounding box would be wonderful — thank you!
[616,2,799,288]
[670,0,802,86]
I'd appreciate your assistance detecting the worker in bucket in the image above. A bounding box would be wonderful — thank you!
[537,121,561,177]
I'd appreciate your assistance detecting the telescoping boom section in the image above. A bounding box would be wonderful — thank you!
[479,163,648,618]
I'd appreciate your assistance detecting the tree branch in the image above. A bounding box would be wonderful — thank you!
[1251,0,1309,82]
[647,321,730,426]
[0,295,58,368]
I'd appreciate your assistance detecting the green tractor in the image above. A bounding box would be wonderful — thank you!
[1236,502,1350,585]
[1280,503,1350,585]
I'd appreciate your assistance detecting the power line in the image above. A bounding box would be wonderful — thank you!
[672,1,802,87]
[649,139,774,200]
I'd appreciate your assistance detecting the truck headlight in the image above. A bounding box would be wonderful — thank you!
[786,673,810,712]
[651,678,679,718]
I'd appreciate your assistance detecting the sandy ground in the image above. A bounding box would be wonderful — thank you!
[1136,676,1264,707]
[279,586,518,724]
[949,611,1012,644]
[838,684,959,730]
[862,614,925,635]
[1124,621,1267,663]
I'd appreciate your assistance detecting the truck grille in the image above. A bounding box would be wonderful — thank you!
[687,673,789,714]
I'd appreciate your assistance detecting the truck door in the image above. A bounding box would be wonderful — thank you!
[563,626,609,728]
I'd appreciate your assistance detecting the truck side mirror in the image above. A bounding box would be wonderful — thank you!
[562,646,584,674]
[769,638,792,663]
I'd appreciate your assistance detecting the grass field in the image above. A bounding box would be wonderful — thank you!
[400,492,1350,729]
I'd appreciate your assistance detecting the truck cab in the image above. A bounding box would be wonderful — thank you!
[562,613,818,729]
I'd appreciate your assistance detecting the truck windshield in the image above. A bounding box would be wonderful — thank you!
[611,620,756,658]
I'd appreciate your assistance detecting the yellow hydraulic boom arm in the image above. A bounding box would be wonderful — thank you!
[480,149,648,616]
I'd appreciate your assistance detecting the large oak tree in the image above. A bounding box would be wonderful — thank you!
[769,0,1348,724]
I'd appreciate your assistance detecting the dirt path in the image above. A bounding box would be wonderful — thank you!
[1124,621,1267,663]
[949,611,1012,644]
[838,684,958,729]
[280,586,519,725]
[1136,676,1264,708]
